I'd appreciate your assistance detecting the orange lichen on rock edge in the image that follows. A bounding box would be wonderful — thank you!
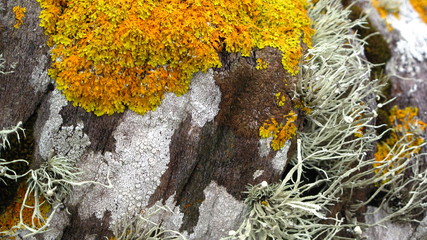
[373,106,427,179]
[259,111,298,151]
[37,0,314,116]
[256,58,269,70]
[371,0,400,18]
[409,0,427,23]
[0,182,51,236]
[12,6,26,29]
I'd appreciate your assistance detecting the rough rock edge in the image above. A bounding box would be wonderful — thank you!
[39,70,221,239]
[186,181,247,240]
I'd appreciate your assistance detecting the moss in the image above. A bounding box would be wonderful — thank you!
[12,6,26,29]
[37,0,314,116]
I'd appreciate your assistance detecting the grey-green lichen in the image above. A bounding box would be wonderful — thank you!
[1,122,111,238]
[0,122,28,184]
[112,205,186,240]
[225,140,344,240]
[189,181,246,240]
[225,0,427,239]
[1,153,112,238]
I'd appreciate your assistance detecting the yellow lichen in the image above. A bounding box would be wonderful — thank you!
[409,0,427,23]
[373,106,427,179]
[259,111,297,151]
[274,92,286,107]
[12,6,26,29]
[294,99,312,115]
[0,182,51,236]
[371,0,400,18]
[37,0,314,116]
[256,58,269,70]
[371,0,401,31]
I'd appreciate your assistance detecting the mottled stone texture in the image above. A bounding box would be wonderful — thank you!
[0,1,296,238]
[0,0,51,128]
[1,0,426,239]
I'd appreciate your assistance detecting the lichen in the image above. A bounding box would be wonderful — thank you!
[255,58,269,70]
[36,0,314,116]
[274,92,286,107]
[373,106,427,180]
[226,140,343,239]
[409,0,427,23]
[371,0,401,30]
[111,205,185,240]
[371,0,401,19]
[0,182,51,237]
[341,2,392,78]
[12,6,26,29]
[259,111,297,151]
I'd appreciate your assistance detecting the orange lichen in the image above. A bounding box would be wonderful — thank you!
[37,0,314,116]
[12,6,26,29]
[371,0,400,18]
[373,106,427,178]
[371,0,400,31]
[0,182,51,236]
[259,111,297,150]
[354,114,365,138]
[354,125,364,138]
[409,0,427,23]
[294,99,312,115]
[256,58,269,70]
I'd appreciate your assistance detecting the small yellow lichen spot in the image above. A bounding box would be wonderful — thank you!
[256,58,269,70]
[409,0,427,23]
[275,92,286,107]
[36,0,314,116]
[12,6,27,29]
[373,106,427,183]
[259,111,298,150]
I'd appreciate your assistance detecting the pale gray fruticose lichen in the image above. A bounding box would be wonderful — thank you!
[112,205,186,240]
[0,122,29,184]
[225,0,427,238]
[298,0,427,231]
[224,140,343,240]
[0,123,112,238]
[0,54,15,75]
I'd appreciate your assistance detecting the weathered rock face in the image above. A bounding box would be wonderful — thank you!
[0,1,298,238]
[0,0,51,128]
[1,0,426,239]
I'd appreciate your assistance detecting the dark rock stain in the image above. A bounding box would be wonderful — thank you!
[59,106,123,154]
[61,207,113,240]
[150,47,299,233]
